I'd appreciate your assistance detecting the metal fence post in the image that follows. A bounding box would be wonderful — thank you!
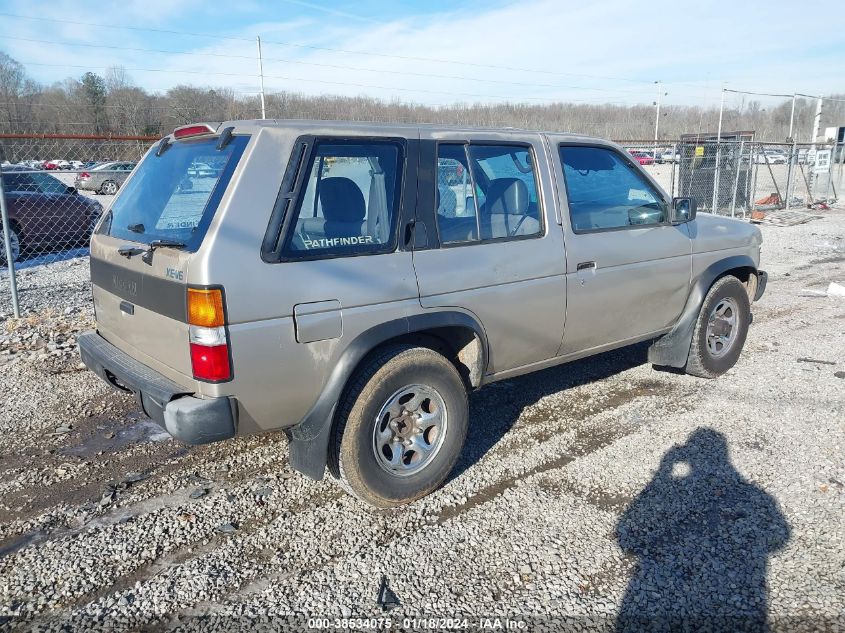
[785,140,796,210]
[0,165,21,318]
[750,142,760,213]
[669,142,677,197]
[730,138,745,218]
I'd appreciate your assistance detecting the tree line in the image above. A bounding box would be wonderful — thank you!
[0,51,842,142]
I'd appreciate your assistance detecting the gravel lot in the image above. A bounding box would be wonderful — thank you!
[0,209,843,631]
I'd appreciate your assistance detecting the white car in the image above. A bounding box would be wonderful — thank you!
[756,151,787,165]
[659,149,680,163]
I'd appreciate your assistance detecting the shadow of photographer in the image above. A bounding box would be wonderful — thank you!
[615,428,790,632]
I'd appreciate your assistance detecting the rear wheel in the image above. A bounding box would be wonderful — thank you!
[330,345,468,507]
[685,275,751,378]
[0,223,21,265]
[100,180,118,195]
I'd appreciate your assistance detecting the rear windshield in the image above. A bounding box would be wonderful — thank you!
[100,135,249,248]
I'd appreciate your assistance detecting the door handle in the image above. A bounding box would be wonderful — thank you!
[576,261,596,271]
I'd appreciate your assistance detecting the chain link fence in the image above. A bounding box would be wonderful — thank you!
[2,132,843,318]
[0,134,157,317]
[622,138,843,218]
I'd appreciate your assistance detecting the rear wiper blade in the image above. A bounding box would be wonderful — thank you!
[141,239,187,265]
[148,239,186,249]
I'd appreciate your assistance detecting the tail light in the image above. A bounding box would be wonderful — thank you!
[79,172,90,180]
[187,287,231,382]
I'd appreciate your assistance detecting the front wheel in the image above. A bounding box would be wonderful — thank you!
[685,275,751,378]
[330,345,468,507]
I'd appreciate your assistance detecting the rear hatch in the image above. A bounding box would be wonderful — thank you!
[90,125,249,386]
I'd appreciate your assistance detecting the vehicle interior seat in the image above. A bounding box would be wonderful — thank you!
[481,177,539,239]
[318,177,367,239]
[436,185,478,243]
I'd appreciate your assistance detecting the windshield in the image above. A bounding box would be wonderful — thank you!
[100,135,248,247]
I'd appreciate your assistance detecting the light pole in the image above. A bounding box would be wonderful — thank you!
[653,81,666,160]
[711,86,726,213]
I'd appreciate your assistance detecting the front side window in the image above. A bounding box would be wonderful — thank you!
[560,145,667,232]
[285,141,403,257]
[435,143,542,244]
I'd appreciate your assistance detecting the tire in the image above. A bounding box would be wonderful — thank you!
[329,344,468,507]
[685,275,751,378]
[0,223,22,265]
[100,180,118,195]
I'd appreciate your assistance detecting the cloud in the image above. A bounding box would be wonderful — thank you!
[1,0,843,105]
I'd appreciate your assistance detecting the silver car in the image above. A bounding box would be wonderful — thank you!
[78,120,767,507]
[74,161,136,195]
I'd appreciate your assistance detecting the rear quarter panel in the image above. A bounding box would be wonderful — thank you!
[189,124,421,436]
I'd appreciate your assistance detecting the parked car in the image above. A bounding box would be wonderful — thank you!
[186,162,224,178]
[78,120,766,507]
[658,149,680,164]
[0,167,103,264]
[756,150,787,165]
[74,161,136,195]
[628,150,655,165]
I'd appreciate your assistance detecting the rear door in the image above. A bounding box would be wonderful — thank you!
[412,130,567,375]
[90,132,250,385]
[554,142,691,355]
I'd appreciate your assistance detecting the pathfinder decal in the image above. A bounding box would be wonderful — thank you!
[302,235,376,249]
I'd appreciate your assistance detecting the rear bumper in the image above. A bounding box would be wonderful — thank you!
[754,270,768,302]
[78,331,237,445]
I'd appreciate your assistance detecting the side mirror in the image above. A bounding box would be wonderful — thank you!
[65,185,77,195]
[671,197,696,223]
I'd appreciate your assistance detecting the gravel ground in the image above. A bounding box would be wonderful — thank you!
[0,209,843,632]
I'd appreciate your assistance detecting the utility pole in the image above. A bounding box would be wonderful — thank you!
[808,96,823,200]
[785,94,797,209]
[653,80,662,160]
[810,96,823,146]
[787,93,796,141]
[256,36,267,120]
[711,86,726,213]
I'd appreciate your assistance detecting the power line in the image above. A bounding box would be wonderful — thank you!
[0,35,657,96]
[724,88,793,99]
[0,11,663,86]
[18,61,660,105]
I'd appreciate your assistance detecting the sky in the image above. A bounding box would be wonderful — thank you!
[0,0,843,109]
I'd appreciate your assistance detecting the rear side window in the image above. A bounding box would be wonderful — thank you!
[284,140,403,257]
[100,135,249,248]
[435,143,542,244]
[3,172,69,194]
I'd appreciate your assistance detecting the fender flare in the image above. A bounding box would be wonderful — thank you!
[286,310,488,480]
[648,255,757,368]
